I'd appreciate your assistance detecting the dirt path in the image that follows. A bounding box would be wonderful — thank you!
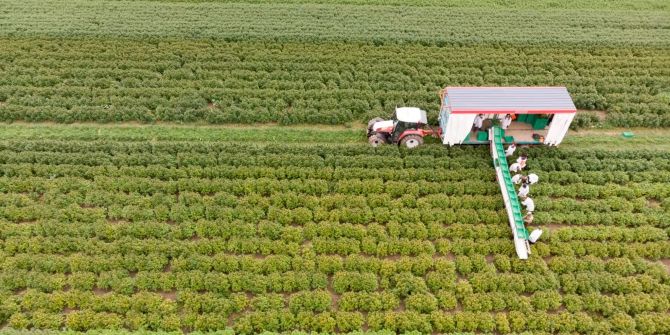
[0,120,366,131]
[661,259,670,273]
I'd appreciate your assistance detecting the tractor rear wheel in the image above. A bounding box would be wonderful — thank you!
[400,134,424,149]
[368,134,386,147]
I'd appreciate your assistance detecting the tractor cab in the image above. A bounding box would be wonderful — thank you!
[388,107,428,142]
[367,107,436,148]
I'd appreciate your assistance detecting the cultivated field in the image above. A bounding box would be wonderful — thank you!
[0,125,668,333]
[0,0,669,126]
[0,0,669,334]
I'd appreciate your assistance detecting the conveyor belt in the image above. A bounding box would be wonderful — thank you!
[489,126,530,259]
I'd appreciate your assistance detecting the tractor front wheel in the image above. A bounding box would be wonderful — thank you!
[368,134,386,147]
[400,134,424,149]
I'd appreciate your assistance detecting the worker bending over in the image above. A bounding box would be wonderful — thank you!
[523,212,534,225]
[516,166,541,243]
[518,183,530,198]
[505,143,517,157]
[509,162,521,173]
[525,212,542,244]
[517,154,528,169]
[520,196,535,212]
[511,173,523,185]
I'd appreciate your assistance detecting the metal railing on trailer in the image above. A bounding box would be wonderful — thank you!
[489,126,531,259]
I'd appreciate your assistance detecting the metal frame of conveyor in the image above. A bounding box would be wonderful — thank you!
[489,126,531,259]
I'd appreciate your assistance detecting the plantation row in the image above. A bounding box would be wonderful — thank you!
[2,150,670,172]
[1,39,669,126]
[106,0,670,10]
[2,139,670,164]
[0,142,669,170]
[4,227,670,258]
[2,140,669,161]
[3,288,669,316]
[1,219,666,246]
[2,252,666,278]
[4,309,669,334]
[1,234,667,260]
[2,220,665,247]
[0,197,668,231]
[1,177,669,210]
[1,187,665,216]
[4,0,669,45]
[2,139,670,163]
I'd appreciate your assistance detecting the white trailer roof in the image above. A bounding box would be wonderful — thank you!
[443,87,577,114]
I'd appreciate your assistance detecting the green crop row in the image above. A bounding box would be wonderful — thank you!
[0,191,505,211]
[2,252,665,279]
[21,0,670,10]
[3,162,670,185]
[2,149,669,172]
[4,288,667,319]
[1,138,669,162]
[4,309,668,334]
[3,1,668,45]
[0,269,563,296]
[1,37,669,126]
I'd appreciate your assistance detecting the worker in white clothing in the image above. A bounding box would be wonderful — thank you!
[523,212,534,225]
[509,162,521,173]
[528,229,543,243]
[520,196,535,212]
[473,114,484,132]
[511,173,523,185]
[520,195,542,243]
[527,173,539,185]
[501,114,513,130]
[505,143,516,157]
[518,183,530,198]
[517,154,528,169]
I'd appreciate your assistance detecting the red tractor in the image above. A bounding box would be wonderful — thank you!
[367,107,440,148]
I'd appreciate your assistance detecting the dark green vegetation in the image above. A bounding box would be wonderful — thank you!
[0,0,669,126]
[0,125,668,333]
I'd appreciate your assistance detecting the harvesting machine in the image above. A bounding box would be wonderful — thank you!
[368,87,578,259]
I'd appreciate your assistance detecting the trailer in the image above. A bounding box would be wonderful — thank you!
[438,87,577,146]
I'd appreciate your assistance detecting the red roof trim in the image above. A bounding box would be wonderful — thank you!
[451,109,576,114]
[445,86,568,90]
